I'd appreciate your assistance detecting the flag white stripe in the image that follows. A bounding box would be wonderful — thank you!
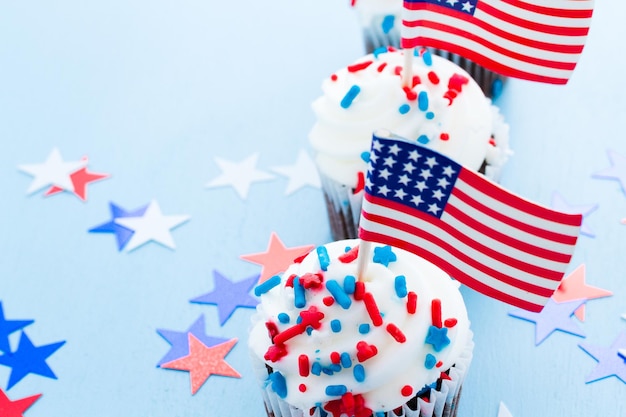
[523,0,594,11]
[480,0,593,28]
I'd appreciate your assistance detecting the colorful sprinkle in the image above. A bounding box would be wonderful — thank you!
[439,133,450,141]
[448,73,469,92]
[431,299,442,328]
[358,323,370,334]
[323,296,335,306]
[317,246,330,271]
[348,60,374,73]
[341,352,352,368]
[425,325,450,352]
[412,75,421,87]
[424,354,437,369]
[300,272,324,289]
[372,245,397,266]
[311,361,322,376]
[340,85,361,109]
[422,50,433,66]
[402,86,417,101]
[273,324,306,346]
[381,15,395,34]
[363,292,383,327]
[425,111,435,120]
[356,341,378,362]
[326,280,352,309]
[394,275,407,298]
[265,321,279,342]
[407,291,418,314]
[330,74,338,82]
[376,62,388,72]
[360,151,370,163]
[268,371,288,398]
[436,361,443,368]
[444,318,458,328]
[277,313,290,324]
[330,351,341,364]
[264,344,288,362]
[373,46,388,59]
[386,323,407,343]
[394,65,403,76]
[417,135,430,144]
[293,277,306,308]
[401,385,413,397]
[339,245,359,263]
[354,281,365,300]
[399,104,410,114]
[354,171,365,194]
[299,354,310,377]
[427,71,440,84]
[331,319,342,333]
[299,384,307,392]
[299,306,324,329]
[344,275,356,294]
[418,91,429,111]
[254,275,281,296]
[326,385,348,396]
[353,364,366,382]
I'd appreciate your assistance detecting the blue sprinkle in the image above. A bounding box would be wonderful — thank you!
[399,104,410,114]
[375,413,385,417]
[254,275,281,296]
[340,85,361,109]
[417,135,430,144]
[294,277,306,308]
[296,316,303,324]
[372,46,387,59]
[330,319,342,333]
[326,280,352,309]
[344,246,352,252]
[340,352,352,368]
[425,111,435,120]
[422,50,433,66]
[358,323,370,334]
[311,362,322,376]
[418,91,429,111]
[306,327,313,335]
[268,372,288,398]
[381,15,395,34]
[344,275,356,294]
[425,325,451,352]
[325,385,347,396]
[322,366,334,376]
[277,313,290,324]
[330,363,342,372]
[424,354,437,369]
[394,275,407,298]
[317,246,330,271]
[360,151,370,163]
[492,78,504,100]
[353,364,366,382]
[372,245,397,267]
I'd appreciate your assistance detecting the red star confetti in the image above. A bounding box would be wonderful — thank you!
[160,335,240,395]
[0,389,41,417]
[44,165,110,201]
[552,264,612,321]
[240,232,314,284]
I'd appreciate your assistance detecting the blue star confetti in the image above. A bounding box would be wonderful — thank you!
[0,302,33,354]
[88,201,148,251]
[579,331,626,384]
[592,149,626,195]
[551,192,598,238]
[190,271,259,326]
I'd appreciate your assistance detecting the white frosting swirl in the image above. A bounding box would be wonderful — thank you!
[249,239,471,414]
[309,49,508,187]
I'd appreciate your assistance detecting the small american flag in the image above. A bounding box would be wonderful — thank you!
[401,0,594,84]
[358,131,582,312]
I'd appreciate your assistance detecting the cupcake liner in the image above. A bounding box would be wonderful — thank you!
[319,172,364,241]
[251,331,474,417]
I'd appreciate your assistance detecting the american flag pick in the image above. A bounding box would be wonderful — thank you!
[358,131,582,312]
[401,0,594,84]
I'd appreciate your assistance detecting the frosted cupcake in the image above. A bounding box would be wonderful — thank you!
[349,0,506,98]
[309,48,510,240]
[249,239,473,417]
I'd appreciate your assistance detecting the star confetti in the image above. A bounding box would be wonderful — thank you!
[190,271,258,326]
[508,298,586,345]
[88,202,149,251]
[497,402,513,417]
[0,389,41,417]
[205,153,274,199]
[160,336,240,395]
[270,149,321,195]
[156,315,228,366]
[551,192,598,238]
[44,164,110,201]
[0,303,34,354]
[592,149,626,195]
[0,332,65,390]
[552,264,612,321]
[579,331,626,384]
[17,148,86,195]
[114,200,190,252]
[240,232,314,284]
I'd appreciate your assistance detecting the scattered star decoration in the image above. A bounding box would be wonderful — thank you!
[205,153,274,199]
[190,271,259,326]
[498,401,513,417]
[160,335,240,395]
[508,298,586,345]
[0,303,33,354]
[114,200,190,252]
[0,389,41,417]
[552,264,612,321]
[88,202,149,251]
[240,232,314,284]
[156,315,228,366]
[270,149,321,195]
[579,331,626,384]
[0,332,65,390]
[551,192,598,237]
[592,149,626,195]
[44,161,110,201]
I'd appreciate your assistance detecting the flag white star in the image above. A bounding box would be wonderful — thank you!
[408,150,421,161]
[419,169,433,180]
[432,189,445,201]
[378,185,391,196]
[18,148,87,194]
[383,156,396,167]
[365,177,374,190]
[415,181,428,192]
[411,195,424,206]
[379,168,392,180]
[424,156,439,168]
[372,141,383,152]
[427,203,441,215]
[115,200,190,252]
[388,144,401,155]
[394,188,408,199]
[369,152,379,164]
[270,150,320,195]
[205,153,274,199]
[462,1,474,12]
[398,174,411,186]
[446,0,459,6]
[403,162,416,173]
[442,166,456,177]
[437,177,451,188]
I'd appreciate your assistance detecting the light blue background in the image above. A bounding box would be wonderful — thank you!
[1,1,624,416]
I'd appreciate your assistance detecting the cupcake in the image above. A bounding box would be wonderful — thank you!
[309,48,510,240]
[349,0,505,98]
[249,239,474,417]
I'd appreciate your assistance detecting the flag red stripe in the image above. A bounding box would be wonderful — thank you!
[360,202,558,296]
[458,169,583,227]
[499,0,594,19]
[402,15,586,54]
[359,228,545,312]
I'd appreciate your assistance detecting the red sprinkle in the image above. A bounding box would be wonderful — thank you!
[342,392,355,412]
[348,60,374,73]
[402,86,417,101]
[300,272,324,289]
[444,318,458,328]
[431,299,442,328]
[338,245,359,263]
[439,133,450,141]
[436,361,443,368]
[330,74,338,81]
[354,281,365,301]
[363,292,383,327]
[401,385,413,397]
[354,171,365,194]
[299,383,307,392]
[299,306,325,330]
[323,296,335,306]
[356,341,378,362]
[427,71,440,84]
[489,135,496,146]
[412,75,421,87]
[448,73,469,92]
[264,344,288,362]
[330,351,341,364]
[407,292,418,314]
[273,323,306,345]
[394,65,403,76]
[265,321,279,342]
[388,46,397,52]
[299,354,310,376]
[285,274,297,288]
[377,62,388,73]
[386,323,406,343]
